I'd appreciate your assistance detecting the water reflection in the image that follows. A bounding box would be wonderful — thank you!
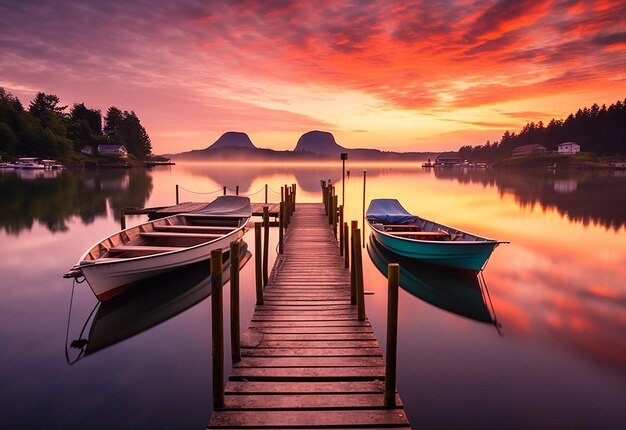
[67,242,251,362]
[367,235,499,326]
[0,168,153,234]
[432,167,626,230]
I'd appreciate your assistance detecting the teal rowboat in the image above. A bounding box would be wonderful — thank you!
[366,199,505,272]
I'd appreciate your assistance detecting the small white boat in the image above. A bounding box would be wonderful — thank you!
[14,157,46,169]
[65,195,251,300]
[41,159,65,169]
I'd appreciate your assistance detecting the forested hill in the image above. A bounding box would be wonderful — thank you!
[458,99,626,162]
[0,87,152,161]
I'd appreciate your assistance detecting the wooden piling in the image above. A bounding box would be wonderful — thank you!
[278,201,284,254]
[211,249,224,409]
[291,183,297,212]
[223,186,227,196]
[175,184,179,205]
[353,228,365,321]
[254,223,263,305]
[264,184,268,204]
[350,220,358,305]
[285,191,291,228]
[120,208,126,230]
[344,221,349,269]
[362,170,367,246]
[384,263,400,407]
[229,241,241,364]
[339,205,344,255]
[328,187,334,225]
[263,206,269,287]
[236,185,239,196]
[332,195,338,239]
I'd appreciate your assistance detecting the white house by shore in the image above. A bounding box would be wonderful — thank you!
[557,142,580,154]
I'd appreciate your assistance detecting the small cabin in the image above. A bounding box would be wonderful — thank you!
[98,144,128,158]
[512,144,547,157]
[557,142,580,154]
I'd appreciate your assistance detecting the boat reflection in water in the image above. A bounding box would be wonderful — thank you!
[367,235,500,327]
[66,241,251,363]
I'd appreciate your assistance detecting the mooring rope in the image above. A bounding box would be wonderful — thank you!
[177,186,224,195]
[241,186,265,197]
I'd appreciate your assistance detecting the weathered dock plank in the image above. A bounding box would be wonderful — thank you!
[207,203,411,429]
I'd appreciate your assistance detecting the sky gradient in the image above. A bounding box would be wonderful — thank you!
[1,0,625,153]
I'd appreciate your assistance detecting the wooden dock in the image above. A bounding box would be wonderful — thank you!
[208,203,411,429]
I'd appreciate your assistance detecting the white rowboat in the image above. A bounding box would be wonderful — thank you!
[65,196,251,300]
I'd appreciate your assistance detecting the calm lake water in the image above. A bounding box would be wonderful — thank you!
[1,162,625,429]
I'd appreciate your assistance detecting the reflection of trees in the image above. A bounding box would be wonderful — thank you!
[0,169,152,234]
[433,168,626,230]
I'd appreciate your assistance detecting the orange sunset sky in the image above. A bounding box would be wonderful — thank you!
[1,0,625,154]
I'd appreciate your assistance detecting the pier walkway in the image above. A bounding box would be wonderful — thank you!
[208,203,411,429]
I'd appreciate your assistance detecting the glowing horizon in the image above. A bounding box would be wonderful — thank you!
[1,0,625,154]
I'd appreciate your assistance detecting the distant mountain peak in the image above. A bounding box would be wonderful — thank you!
[294,130,345,154]
[208,131,257,150]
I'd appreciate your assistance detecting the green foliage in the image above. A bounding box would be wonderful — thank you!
[459,99,626,161]
[104,107,152,160]
[0,87,152,161]
[28,92,67,118]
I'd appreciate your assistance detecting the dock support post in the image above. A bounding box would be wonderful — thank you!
[285,190,291,229]
[353,228,365,321]
[120,208,126,230]
[236,185,239,196]
[255,223,263,305]
[278,201,284,254]
[344,222,349,269]
[210,249,224,410]
[176,184,179,205]
[384,263,400,407]
[292,183,297,212]
[263,206,269,287]
[328,187,334,225]
[281,186,285,207]
[230,242,241,364]
[350,221,356,303]
[332,195,338,239]
[362,170,367,247]
[223,186,226,196]
[264,184,268,204]
[339,205,344,255]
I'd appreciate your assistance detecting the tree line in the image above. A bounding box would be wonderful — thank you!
[458,98,626,162]
[0,87,152,161]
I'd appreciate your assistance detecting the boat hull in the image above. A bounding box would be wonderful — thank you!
[369,225,498,272]
[79,230,244,300]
